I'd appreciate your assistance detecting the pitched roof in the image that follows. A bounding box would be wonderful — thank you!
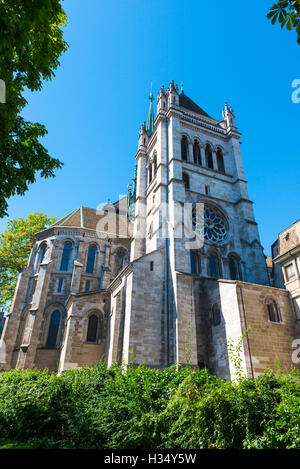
[51,202,131,237]
[179,93,212,118]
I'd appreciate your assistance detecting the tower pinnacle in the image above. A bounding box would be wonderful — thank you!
[146,89,155,137]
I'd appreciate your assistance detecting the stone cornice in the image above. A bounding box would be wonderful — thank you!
[178,159,233,180]
[35,226,129,242]
[273,245,300,264]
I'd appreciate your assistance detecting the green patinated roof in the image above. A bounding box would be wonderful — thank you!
[146,91,155,137]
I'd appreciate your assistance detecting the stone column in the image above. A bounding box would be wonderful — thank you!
[212,150,218,171]
[70,261,83,294]
[199,146,205,166]
[102,243,112,289]
[0,266,31,370]
[188,142,193,164]
[17,238,56,370]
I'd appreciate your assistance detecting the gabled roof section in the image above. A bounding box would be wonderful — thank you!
[179,93,212,119]
[51,203,131,237]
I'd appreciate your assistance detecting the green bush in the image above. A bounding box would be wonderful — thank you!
[0,362,299,449]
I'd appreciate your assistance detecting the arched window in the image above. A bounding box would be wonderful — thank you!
[205,144,214,169]
[211,303,221,326]
[193,141,201,165]
[39,244,47,265]
[86,245,97,273]
[267,300,282,323]
[190,250,201,274]
[216,148,225,173]
[153,152,157,177]
[183,172,190,189]
[60,242,72,271]
[46,310,61,347]
[114,249,127,277]
[228,256,241,280]
[181,136,188,161]
[86,314,99,343]
[209,253,221,278]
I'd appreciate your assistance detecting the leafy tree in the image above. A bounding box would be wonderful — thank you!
[267,1,300,44]
[0,0,68,217]
[0,212,56,313]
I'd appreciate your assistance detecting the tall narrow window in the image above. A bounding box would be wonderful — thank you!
[191,250,201,274]
[60,242,72,271]
[183,172,190,189]
[181,136,188,161]
[193,141,201,165]
[148,164,153,184]
[85,280,90,292]
[46,310,61,347]
[229,257,241,280]
[114,249,127,277]
[40,245,47,264]
[216,148,225,173]
[205,144,214,169]
[209,254,221,278]
[87,314,99,343]
[153,153,157,177]
[267,300,282,323]
[86,245,97,273]
[57,278,63,293]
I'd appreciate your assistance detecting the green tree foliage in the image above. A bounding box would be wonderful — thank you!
[0,0,68,217]
[0,362,299,449]
[0,212,56,312]
[267,1,300,44]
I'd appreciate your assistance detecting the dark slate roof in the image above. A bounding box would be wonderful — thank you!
[179,93,212,119]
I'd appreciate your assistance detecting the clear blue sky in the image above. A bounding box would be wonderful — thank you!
[1,0,299,255]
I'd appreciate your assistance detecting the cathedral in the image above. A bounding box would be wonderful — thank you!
[0,80,299,379]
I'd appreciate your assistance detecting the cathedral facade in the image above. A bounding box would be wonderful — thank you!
[0,81,299,379]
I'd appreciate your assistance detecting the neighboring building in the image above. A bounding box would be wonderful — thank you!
[0,81,299,379]
[272,219,300,321]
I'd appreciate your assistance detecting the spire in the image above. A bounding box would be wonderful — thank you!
[146,87,155,137]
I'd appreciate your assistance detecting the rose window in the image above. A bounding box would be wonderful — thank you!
[192,205,228,244]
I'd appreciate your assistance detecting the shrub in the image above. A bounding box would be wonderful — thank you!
[0,362,299,449]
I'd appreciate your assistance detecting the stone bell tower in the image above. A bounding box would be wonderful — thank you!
[108,80,288,378]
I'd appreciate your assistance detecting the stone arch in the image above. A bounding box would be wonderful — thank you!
[263,296,282,323]
[113,246,128,277]
[181,135,189,161]
[85,242,99,274]
[227,252,242,280]
[83,308,104,343]
[43,303,66,348]
[193,139,201,165]
[216,147,225,173]
[208,249,222,278]
[59,238,75,272]
[34,240,50,273]
[205,143,214,169]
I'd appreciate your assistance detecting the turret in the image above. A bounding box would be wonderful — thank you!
[166,79,179,107]
[222,102,237,131]
[157,85,167,114]
[138,121,148,150]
